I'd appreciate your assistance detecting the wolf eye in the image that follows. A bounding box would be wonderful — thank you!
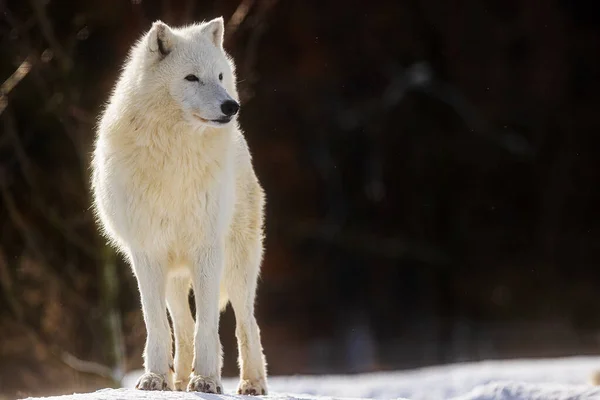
[185,74,199,82]
[218,73,223,81]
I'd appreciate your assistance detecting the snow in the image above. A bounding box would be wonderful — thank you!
[22,356,600,400]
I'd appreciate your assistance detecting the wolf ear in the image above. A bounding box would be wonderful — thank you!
[202,17,224,48]
[148,20,176,58]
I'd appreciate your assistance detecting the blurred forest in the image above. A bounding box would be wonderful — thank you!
[2,0,600,398]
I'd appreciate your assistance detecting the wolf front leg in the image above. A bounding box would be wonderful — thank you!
[187,245,224,394]
[131,252,173,391]
[166,276,195,390]
[226,235,268,395]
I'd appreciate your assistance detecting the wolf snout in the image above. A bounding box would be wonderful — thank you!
[221,100,240,117]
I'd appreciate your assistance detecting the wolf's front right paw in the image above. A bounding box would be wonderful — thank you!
[135,372,170,391]
[187,375,223,394]
[238,378,267,396]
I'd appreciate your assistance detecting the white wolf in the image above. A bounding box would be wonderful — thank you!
[90,18,268,395]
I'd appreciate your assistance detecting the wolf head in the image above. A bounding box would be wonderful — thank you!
[139,18,240,128]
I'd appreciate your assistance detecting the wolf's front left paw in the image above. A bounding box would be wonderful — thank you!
[237,378,267,396]
[187,375,223,394]
[135,372,170,391]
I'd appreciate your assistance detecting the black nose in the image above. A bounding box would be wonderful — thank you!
[221,100,240,117]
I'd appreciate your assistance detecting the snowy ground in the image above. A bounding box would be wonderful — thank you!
[23,356,600,400]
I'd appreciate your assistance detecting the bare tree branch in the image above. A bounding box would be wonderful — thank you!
[225,0,255,42]
[0,179,90,306]
[237,0,279,103]
[99,244,126,384]
[0,175,47,264]
[60,351,115,381]
[0,55,33,115]
[28,0,71,72]
[3,110,98,258]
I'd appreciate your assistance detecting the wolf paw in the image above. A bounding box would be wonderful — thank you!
[237,378,267,396]
[591,370,600,385]
[135,372,170,391]
[187,375,223,394]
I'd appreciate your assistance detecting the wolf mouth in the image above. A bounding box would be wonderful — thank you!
[193,114,232,124]
[212,117,232,124]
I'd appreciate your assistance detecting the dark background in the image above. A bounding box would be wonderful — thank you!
[2,0,600,398]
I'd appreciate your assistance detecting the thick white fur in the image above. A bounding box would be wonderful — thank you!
[91,18,268,395]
